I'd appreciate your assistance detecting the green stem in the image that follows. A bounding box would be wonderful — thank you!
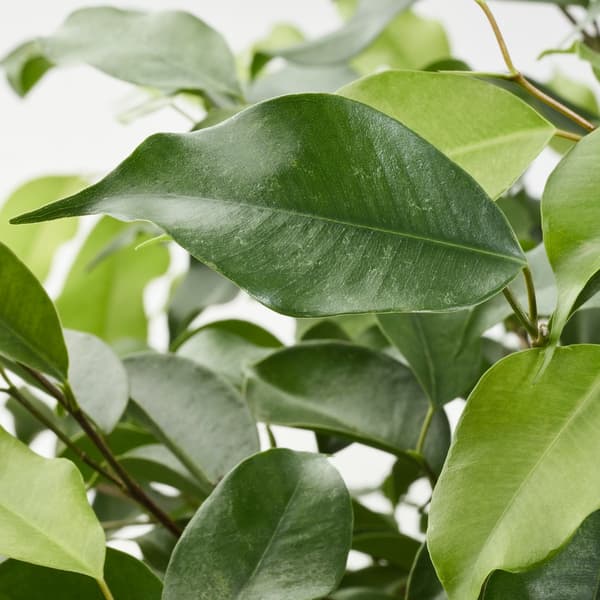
[96,579,115,600]
[416,405,435,455]
[523,266,538,326]
[266,424,278,448]
[503,287,539,340]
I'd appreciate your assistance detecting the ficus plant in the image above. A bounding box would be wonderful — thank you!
[1,0,600,598]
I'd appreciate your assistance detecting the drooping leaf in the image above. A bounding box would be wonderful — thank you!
[340,70,555,198]
[168,258,238,342]
[65,330,128,433]
[245,342,450,474]
[429,345,600,600]
[0,425,105,578]
[542,128,600,343]
[1,7,241,100]
[406,544,446,600]
[0,548,161,600]
[176,319,282,386]
[483,510,600,599]
[13,94,526,316]
[124,353,259,491]
[0,176,84,280]
[56,217,169,352]
[0,241,68,380]
[378,311,484,405]
[162,449,352,600]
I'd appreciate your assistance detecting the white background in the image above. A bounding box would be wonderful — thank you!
[0,0,598,548]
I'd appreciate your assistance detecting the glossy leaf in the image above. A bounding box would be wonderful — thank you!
[0,425,105,578]
[0,548,161,600]
[340,70,555,198]
[176,319,282,386]
[124,353,259,490]
[378,311,484,405]
[0,241,68,380]
[483,510,600,599]
[168,258,238,341]
[56,217,169,351]
[2,7,241,99]
[406,544,446,600]
[162,449,352,600]
[13,94,526,316]
[65,330,128,433]
[245,342,450,473]
[0,176,84,280]
[429,345,600,600]
[542,128,600,342]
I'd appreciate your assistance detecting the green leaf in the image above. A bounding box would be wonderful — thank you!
[0,548,161,600]
[378,311,484,405]
[13,94,526,316]
[406,544,446,600]
[428,345,600,600]
[168,258,238,342]
[56,217,169,351]
[562,308,600,344]
[497,188,542,251]
[4,387,58,444]
[382,455,427,506]
[0,176,84,280]
[483,510,600,599]
[340,565,406,594]
[330,589,394,599]
[353,531,420,569]
[2,7,241,99]
[124,353,259,490]
[340,70,555,198]
[0,425,105,578]
[245,342,450,473]
[65,330,128,433]
[176,319,282,386]
[543,127,600,343]
[162,448,352,600]
[136,526,177,576]
[0,241,68,380]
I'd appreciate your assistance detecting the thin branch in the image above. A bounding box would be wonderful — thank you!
[503,287,539,340]
[523,267,538,326]
[555,129,583,142]
[559,5,578,26]
[474,0,596,132]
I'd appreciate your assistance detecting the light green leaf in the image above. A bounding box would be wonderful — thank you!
[429,345,600,600]
[548,70,599,116]
[176,319,282,386]
[13,94,526,316]
[0,241,68,380]
[542,128,600,343]
[168,258,238,342]
[0,548,161,600]
[56,217,169,351]
[339,70,555,198]
[0,425,105,578]
[65,330,128,433]
[406,544,446,600]
[483,510,600,599]
[0,176,84,280]
[124,353,259,491]
[2,7,241,99]
[245,342,450,473]
[163,448,352,600]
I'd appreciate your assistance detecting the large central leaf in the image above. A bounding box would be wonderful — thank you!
[13,94,525,317]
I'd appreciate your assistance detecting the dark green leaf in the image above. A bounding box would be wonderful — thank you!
[382,455,425,506]
[562,308,600,344]
[330,589,394,599]
[124,353,259,490]
[0,241,68,380]
[353,531,420,569]
[406,544,446,600]
[163,449,352,600]
[2,7,241,99]
[4,387,58,445]
[497,188,542,251]
[340,565,407,593]
[14,94,526,316]
[136,526,177,576]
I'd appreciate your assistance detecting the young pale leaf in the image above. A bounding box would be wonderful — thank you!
[245,342,450,474]
[124,353,259,491]
[2,7,241,99]
[0,241,68,380]
[378,312,484,405]
[542,128,600,343]
[176,319,282,386]
[0,176,84,280]
[0,548,161,600]
[340,71,555,198]
[428,345,600,600]
[483,510,600,599]
[0,425,105,578]
[12,94,526,316]
[163,448,352,600]
[65,330,128,433]
[56,217,169,352]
